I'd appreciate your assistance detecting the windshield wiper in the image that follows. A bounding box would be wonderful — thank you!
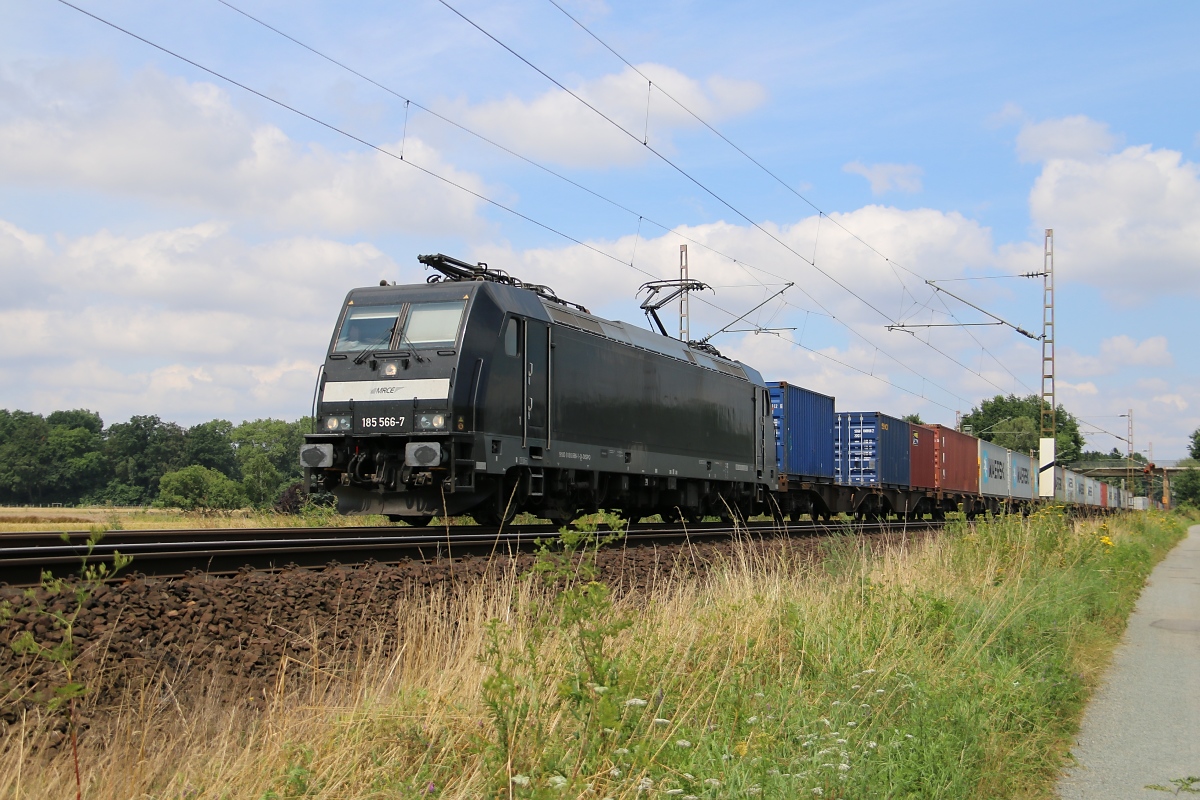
[352,326,397,365]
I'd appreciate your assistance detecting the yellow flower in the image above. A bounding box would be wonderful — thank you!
[1100,536,1114,548]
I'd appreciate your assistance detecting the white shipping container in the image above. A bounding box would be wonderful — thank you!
[1009,451,1035,500]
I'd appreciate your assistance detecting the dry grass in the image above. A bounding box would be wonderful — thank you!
[0,510,1188,799]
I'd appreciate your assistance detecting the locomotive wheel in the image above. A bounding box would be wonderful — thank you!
[406,516,433,527]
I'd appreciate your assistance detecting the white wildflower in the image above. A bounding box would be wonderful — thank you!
[591,685,609,694]
[511,775,531,787]
[863,668,876,674]
[875,689,885,694]
[746,787,762,796]
[905,734,914,740]
[851,684,861,689]
[754,691,765,698]
[705,778,722,787]
[767,769,780,776]
[653,718,670,726]
[609,768,622,778]
[683,773,695,781]
[836,738,847,744]
[549,775,568,789]
[665,791,684,797]
[812,789,824,796]
[625,698,648,707]
[838,763,851,772]
[846,721,857,727]
[831,700,841,706]
[684,796,699,800]
[747,716,759,724]
[860,703,871,710]
[614,748,630,756]
[818,748,835,756]
[676,739,692,748]
[637,777,654,791]
[867,741,878,749]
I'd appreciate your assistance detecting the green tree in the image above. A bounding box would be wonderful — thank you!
[1189,428,1200,461]
[959,394,1084,461]
[240,450,282,507]
[232,418,309,483]
[991,416,1039,455]
[103,415,187,503]
[1172,468,1200,508]
[0,410,51,503]
[184,419,239,479]
[157,465,245,510]
[902,413,925,425]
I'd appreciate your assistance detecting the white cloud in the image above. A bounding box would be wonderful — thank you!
[0,63,490,236]
[1152,393,1188,412]
[444,63,766,168]
[842,161,923,195]
[0,217,410,423]
[1061,335,1173,377]
[1002,116,1200,299]
[1016,115,1120,163]
[1100,335,1173,369]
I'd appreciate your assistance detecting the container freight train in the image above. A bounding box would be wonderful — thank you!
[300,255,1130,524]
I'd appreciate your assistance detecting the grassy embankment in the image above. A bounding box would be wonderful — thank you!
[1,509,1191,799]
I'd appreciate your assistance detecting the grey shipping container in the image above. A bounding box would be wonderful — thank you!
[768,382,835,480]
[978,439,1009,498]
[835,412,911,487]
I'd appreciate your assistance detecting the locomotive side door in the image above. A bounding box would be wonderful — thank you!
[525,319,550,447]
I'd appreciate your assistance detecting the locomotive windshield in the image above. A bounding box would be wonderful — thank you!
[333,300,466,353]
[402,300,466,347]
[334,305,402,353]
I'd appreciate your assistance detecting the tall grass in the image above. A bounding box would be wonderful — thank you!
[0,510,1188,799]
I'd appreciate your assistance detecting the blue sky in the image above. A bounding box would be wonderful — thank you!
[2,0,1198,458]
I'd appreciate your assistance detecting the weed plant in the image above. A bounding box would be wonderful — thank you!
[0,510,1188,799]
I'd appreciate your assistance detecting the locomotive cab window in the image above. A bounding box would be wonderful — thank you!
[403,300,467,348]
[503,317,520,357]
[334,305,402,353]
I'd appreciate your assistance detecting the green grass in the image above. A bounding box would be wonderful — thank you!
[1,509,1189,799]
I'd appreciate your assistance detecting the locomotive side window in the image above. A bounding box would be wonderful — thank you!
[402,300,466,347]
[503,317,520,357]
[334,305,402,352]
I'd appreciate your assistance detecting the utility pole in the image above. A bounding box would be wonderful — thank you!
[1041,229,1056,438]
[1038,229,1057,498]
[1127,408,1134,497]
[679,245,690,342]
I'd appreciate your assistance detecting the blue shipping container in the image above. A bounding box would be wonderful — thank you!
[835,412,912,487]
[767,382,835,480]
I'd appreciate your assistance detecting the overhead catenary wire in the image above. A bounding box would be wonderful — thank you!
[210,0,980,405]
[435,0,901,326]
[56,0,971,412]
[437,0,1038,403]
[541,0,1044,394]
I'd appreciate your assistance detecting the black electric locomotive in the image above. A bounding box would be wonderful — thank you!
[300,254,776,525]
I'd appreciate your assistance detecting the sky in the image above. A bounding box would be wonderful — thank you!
[1,0,1198,458]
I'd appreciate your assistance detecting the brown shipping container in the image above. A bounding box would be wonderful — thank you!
[931,424,980,494]
[909,424,937,489]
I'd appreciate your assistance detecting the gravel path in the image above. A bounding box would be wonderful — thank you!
[1057,524,1200,799]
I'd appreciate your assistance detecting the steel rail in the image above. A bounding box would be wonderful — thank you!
[0,519,943,587]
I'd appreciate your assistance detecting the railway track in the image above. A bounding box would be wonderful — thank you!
[0,518,944,586]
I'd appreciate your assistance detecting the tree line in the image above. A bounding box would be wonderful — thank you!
[0,409,309,509]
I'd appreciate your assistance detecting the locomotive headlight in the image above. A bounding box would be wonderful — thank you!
[324,416,340,431]
[417,413,447,430]
[382,362,398,377]
[323,416,351,431]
